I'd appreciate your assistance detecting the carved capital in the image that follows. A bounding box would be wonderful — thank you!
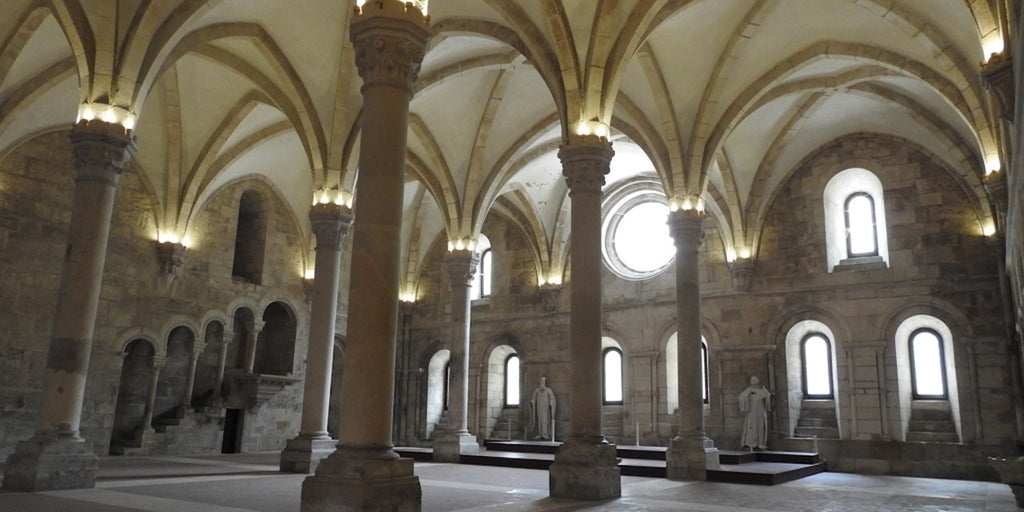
[148,356,167,370]
[984,171,1008,215]
[156,241,187,287]
[539,283,562,312]
[981,53,1015,122]
[728,259,755,292]
[69,119,137,186]
[559,139,614,196]
[667,209,705,249]
[445,250,479,289]
[351,1,431,93]
[309,203,354,250]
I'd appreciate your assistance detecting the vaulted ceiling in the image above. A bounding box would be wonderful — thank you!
[0,0,1009,292]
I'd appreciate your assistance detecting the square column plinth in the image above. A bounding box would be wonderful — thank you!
[2,437,98,491]
[431,431,479,462]
[666,435,720,481]
[280,437,338,474]
[548,437,620,500]
[301,450,420,512]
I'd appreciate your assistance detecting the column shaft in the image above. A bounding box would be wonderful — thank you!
[213,333,233,399]
[181,345,204,409]
[433,251,479,461]
[140,358,165,432]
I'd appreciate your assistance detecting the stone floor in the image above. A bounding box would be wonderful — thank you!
[0,452,1016,511]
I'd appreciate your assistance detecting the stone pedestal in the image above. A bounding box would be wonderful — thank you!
[281,436,338,474]
[666,435,720,480]
[548,436,620,500]
[431,431,479,462]
[302,448,420,512]
[2,437,99,491]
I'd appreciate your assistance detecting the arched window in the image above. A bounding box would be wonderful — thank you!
[443,361,451,410]
[909,328,948,398]
[666,334,710,410]
[801,333,834,398]
[472,235,492,300]
[602,347,623,405]
[701,342,709,404]
[844,192,878,257]
[232,190,267,284]
[504,354,520,407]
[823,168,889,272]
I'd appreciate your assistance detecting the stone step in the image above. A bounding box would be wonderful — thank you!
[905,431,958,443]
[796,418,837,428]
[793,426,840,439]
[908,420,957,433]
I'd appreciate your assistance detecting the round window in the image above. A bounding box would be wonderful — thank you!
[602,187,674,279]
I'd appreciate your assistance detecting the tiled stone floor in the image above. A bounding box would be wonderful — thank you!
[0,452,1016,511]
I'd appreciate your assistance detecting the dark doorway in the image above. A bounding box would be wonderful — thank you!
[222,408,243,453]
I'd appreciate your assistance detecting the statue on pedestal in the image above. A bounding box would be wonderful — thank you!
[738,376,771,451]
[530,376,556,440]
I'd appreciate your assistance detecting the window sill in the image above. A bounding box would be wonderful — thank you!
[471,297,490,310]
[833,256,886,272]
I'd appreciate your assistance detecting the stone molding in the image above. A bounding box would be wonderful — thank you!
[444,250,480,288]
[308,203,353,250]
[69,119,137,186]
[351,1,431,94]
[558,139,614,196]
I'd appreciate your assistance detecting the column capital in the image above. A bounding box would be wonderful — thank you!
[69,119,138,186]
[559,138,614,196]
[350,0,432,94]
[984,171,1008,216]
[445,250,480,289]
[148,356,167,370]
[668,209,705,247]
[222,331,236,346]
[309,203,354,250]
[981,52,1014,121]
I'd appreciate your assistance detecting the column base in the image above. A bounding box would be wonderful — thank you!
[431,431,479,462]
[2,435,99,491]
[665,434,720,481]
[280,435,337,473]
[301,446,420,512]
[548,435,620,500]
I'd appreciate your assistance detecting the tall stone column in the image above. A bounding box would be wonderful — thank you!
[139,356,167,436]
[301,2,430,511]
[548,136,621,500]
[2,119,136,492]
[433,250,480,461]
[213,331,235,400]
[665,208,720,480]
[282,203,352,473]
[181,343,205,410]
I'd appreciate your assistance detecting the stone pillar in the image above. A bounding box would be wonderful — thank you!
[244,321,265,374]
[282,203,352,473]
[301,2,430,511]
[548,136,621,500]
[665,208,720,480]
[181,344,205,410]
[212,331,235,400]
[433,250,480,461]
[139,356,167,435]
[2,119,136,492]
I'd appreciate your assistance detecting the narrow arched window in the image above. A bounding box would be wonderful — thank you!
[472,235,492,300]
[443,361,451,410]
[701,342,710,404]
[232,190,267,283]
[602,347,623,405]
[844,192,878,257]
[910,328,948,398]
[504,354,520,407]
[802,333,834,398]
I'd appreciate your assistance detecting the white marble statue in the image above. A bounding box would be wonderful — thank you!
[738,375,771,451]
[530,376,556,440]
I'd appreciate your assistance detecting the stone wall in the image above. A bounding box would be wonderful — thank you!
[397,133,1010,480]
[0,131,311,461]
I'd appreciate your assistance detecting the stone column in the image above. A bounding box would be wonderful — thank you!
[139,356,167,436]
[433,250,480,461]
[665,208,720,480]
[548,136,621,500]
[181,343,205,410]
[244,321,265,374]
[212,331,235,400]
[282,203,352,473]
[2,119,136,492]
[301,2,430,511]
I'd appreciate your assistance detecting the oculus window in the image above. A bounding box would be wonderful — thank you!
[602,179,674,280]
